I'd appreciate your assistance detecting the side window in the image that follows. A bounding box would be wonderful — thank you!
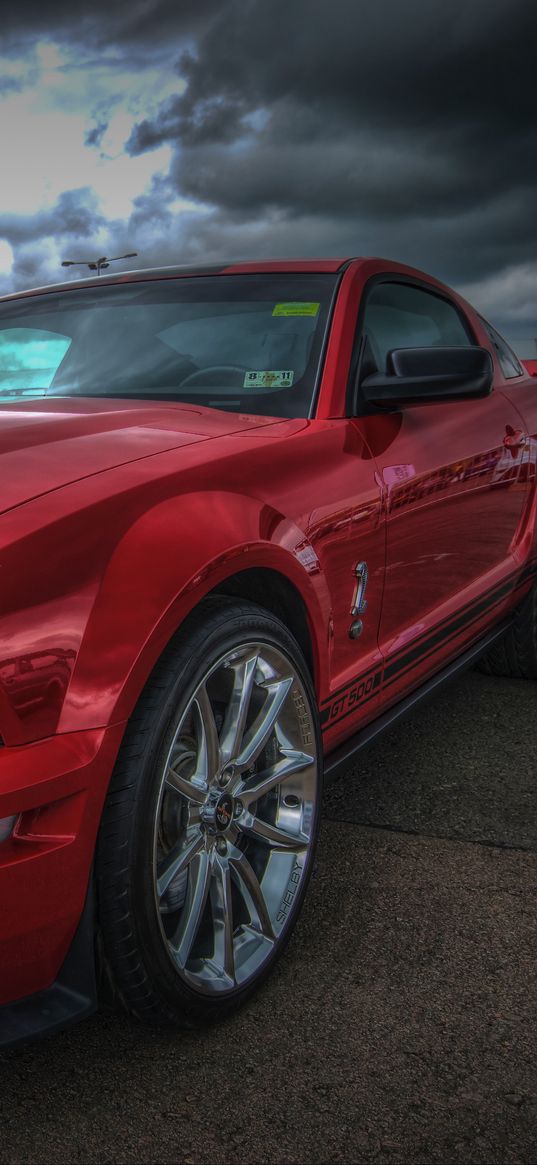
[362,281,472,374]
[480,319,524,379]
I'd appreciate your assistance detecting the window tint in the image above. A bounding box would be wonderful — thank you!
[480,319,524,379]
[363,281,472,373]
[0,276,337,418]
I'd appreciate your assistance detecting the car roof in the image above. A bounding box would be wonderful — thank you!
[0,258,355,303]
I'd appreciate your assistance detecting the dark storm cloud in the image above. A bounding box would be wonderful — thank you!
[122,0,537,299]
[2,0,537,332]
[129,93,248,152]
[0,189,105,246]
[0,0,221,53]
[0,188,113,291]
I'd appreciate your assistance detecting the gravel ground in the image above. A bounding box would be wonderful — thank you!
[1,670,536,1164]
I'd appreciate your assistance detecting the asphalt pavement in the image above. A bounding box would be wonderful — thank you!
[1,670,536,1164]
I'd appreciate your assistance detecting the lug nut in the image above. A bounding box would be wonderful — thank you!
[234,800,243,817]
[216,838,227,855]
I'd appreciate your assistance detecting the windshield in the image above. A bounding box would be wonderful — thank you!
[0,274,338,418]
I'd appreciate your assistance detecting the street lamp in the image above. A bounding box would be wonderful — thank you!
[61,252,138,276]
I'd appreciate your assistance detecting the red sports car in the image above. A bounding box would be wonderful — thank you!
[0,257,535,1046]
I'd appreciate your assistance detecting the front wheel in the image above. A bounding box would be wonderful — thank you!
[96,599,322,1026]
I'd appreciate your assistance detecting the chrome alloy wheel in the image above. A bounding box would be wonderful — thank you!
[152,640,318,995]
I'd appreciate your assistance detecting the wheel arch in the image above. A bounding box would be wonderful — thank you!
[56,491,330,737]
[106,557,325,732]
[210,566,316,680]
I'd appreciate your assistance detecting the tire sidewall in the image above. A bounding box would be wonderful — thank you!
[104,601,322,1023]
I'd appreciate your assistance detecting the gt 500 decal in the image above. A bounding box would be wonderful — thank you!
[320,669,381,727]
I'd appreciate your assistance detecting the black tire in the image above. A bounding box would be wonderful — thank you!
[478,583,537,679]
[96,598,322,1028]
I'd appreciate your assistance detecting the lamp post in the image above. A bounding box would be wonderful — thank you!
[61,252,138,276]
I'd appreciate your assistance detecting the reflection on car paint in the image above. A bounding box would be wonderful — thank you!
[0,649,76,717]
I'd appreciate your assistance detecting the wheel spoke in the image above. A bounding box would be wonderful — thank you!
[235,675,293,769]
[192,683,221,780]
[157,830,204,900]
[219,653,258,765]
[210,857,235,983]
[165,765,207,804]
[229,847,275,941]
[238,811,308,851]
[171,850,211,967]
[152,635,319,997]
[238,748,314,806]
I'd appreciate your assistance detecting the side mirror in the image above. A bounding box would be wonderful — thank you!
[360,345,494,409]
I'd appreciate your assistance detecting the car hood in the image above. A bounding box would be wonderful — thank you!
[0,396,278,515]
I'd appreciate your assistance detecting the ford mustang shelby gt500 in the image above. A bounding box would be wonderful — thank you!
[0,257,535,1046]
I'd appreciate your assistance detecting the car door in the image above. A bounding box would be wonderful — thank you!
[354,277,531,706]
[304,420,385,743]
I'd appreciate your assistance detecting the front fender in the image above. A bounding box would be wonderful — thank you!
[55,490,330,735]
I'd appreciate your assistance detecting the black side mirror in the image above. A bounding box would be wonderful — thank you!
[360,345,494,409]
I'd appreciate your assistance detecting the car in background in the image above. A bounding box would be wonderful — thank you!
[0,257,536,1047]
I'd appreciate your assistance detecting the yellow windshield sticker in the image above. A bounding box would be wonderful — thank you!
[243,370,294,389]
[272,302,320,317]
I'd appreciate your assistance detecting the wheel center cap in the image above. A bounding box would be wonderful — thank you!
[215,792,234,832]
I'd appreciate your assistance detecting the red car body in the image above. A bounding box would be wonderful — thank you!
[0,256,536,1041]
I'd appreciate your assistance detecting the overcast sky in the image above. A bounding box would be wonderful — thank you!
[1,0,536,338]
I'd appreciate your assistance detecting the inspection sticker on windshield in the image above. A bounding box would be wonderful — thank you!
[243,370,294,388]
[272,302,320,317]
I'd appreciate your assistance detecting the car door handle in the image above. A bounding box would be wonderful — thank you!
[350,561,369,615]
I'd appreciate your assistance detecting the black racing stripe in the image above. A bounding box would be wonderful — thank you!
[321,555,537,709]
[387,566,515,669]
[384,576,516,682]
[384,554,537,675]
[321,670,382,730]
[384,556,537,690]
[384,554,537,683]
[322,679,382,731]
[323,579,507,728]
[383,594,508,693]
[319,554,537,730]
[320,660,381,707]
